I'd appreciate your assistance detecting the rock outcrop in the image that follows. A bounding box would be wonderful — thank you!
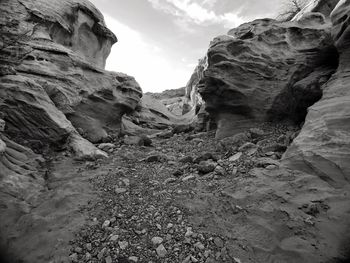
[198,16,338,139]
[0,0,142,159]
[146,88,187,116]
[283,0,350,185]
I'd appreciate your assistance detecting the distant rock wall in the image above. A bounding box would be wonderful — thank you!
[0,0,142,159]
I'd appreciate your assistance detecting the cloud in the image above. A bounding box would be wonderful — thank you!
[103,15,191,92]
[147,0,244,29]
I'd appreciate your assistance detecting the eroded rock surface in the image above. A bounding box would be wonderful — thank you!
[199,16,338,139]
[283,0,350,185]
[0,0,142,159]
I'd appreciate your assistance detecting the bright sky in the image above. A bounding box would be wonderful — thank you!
[90,0,284,92]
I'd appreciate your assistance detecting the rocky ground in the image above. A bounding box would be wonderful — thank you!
[65,123,311,263]
[2,122,350,263]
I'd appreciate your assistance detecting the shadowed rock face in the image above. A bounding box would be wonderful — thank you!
[199,17,338,139]
[283,0,350,185]
[0,0,142,158]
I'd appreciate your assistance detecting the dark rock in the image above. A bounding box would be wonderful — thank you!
[172,124,194,134]
[197,161,216,174]
[194,152,217,163]
[179,156,194,163]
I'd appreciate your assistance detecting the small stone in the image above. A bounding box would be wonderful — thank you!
[118,241,129,250]
[110,234,119,241]
[249,128,265,138]
[194,242,205,250]
[265,165,277,170]
[129,256,139,262]
[164,177,177,184]
[121,178,130,187]
[98,143,115,151]
[231,167,238,176]
[214,237,224,248]
[0,119,5,132]
[105,255,112,263]
[115,187,127,194]
[182,175,195,182]
[167,223,174,229]
[229,152,242,162]
[204,250,211,258]
[146,155,162,162]
[198,161,216,174]
[86,243,92,251]
[185,227,194,237]
[69,253,78,262]
[124,136,144,146]
[173,169,183,177]
[151,237,164,245]
[214,166,226,176]
[156,244,167,258]
[156,223,162,230]
[97,248,106,259]
[102,220,111,228]
[74,247,83,253]
[85,252,92,260]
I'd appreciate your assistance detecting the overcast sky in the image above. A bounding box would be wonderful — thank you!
[90,0,284,92]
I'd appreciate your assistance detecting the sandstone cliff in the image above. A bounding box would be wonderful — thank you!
[283,0,350,185]
[0,0,142,161]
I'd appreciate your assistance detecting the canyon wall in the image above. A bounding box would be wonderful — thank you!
[0,0,142,161]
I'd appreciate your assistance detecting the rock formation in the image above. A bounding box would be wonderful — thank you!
[283,0,350,185]
[146,88,187,116]
[0,0,142,160]
[198,16,338,139]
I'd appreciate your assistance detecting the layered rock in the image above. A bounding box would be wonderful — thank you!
[283,0,350,185]
[123,94,182,135]
[198,16,338,139]
[146,87,187,116]
[0,0,142,159]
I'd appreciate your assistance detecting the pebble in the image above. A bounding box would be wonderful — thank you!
[214,237,224,247]
[185,227,194,237]
[151,236,164,245]
[129,256,139,262]
[265,164,277,170]
[214,165,226,176]
[156,244,167,257]
[229,152,243,162]
[118,241,129,250]
[198,161,216,174]
[194,242,205,250]
[105,256,112,263]
[86,243,92,251]
[110,234,119,241]
[115,187,127,194]
[182,175,195,182]
[69,253,78,262]
[102,220,111,228]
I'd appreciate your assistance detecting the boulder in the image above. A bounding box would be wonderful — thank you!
[198,16,338,139]
[283,0,350,186]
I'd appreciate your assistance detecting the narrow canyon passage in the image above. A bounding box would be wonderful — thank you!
[3,123,350,263]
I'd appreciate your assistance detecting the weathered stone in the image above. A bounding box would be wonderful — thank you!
[0,0,142,159]
[198,161,216,174]
[283,0,350,186]
[198,16,337,139]
[156,244,167,258]
[124,136,144,146]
